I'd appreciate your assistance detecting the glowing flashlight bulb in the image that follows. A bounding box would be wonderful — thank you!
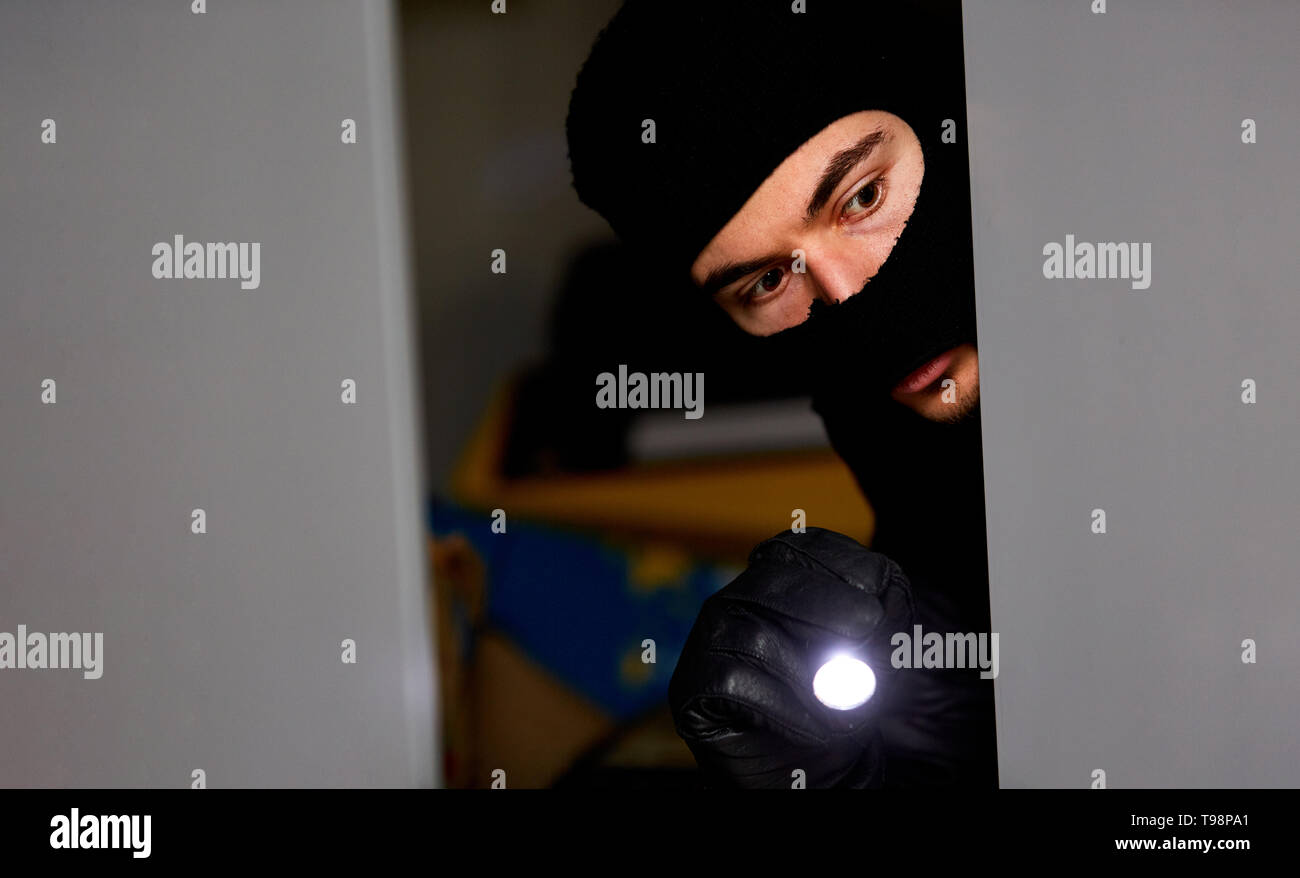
[813,655,877,710]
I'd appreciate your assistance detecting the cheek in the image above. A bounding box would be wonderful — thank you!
[726,288,817,336]
[880,182,922,247]
[841,191,922,286]
[836,233,906,292]
[945,347,979,389]
[769,287,817,328]
[874,154,924,253]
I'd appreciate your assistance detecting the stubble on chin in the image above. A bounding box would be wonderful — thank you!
[930,386,980,424]
[896,377,981,424]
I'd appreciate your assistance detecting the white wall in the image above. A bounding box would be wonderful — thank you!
[0,0,437,787]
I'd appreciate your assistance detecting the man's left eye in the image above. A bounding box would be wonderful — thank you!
[843,178,885,219]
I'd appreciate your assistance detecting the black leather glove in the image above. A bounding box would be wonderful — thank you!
[668,527,914,788]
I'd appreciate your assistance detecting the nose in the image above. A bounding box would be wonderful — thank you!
[802,246,873,306]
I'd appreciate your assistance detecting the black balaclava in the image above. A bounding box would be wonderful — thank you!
[569,0,922,272]
[568,0,996,786]
[567,0,977,398]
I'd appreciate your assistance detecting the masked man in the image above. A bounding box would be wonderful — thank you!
[566,0,996,787]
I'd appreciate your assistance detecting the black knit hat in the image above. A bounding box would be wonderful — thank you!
[566,0,942,278]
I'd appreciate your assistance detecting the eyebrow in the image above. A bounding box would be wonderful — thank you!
[700,255,786,298]
[803,128,889,221]
[700,128,892,298]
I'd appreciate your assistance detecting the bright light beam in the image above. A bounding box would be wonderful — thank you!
[813,654,877,710]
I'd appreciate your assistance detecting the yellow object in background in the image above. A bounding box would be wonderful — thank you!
[450,378,874,562]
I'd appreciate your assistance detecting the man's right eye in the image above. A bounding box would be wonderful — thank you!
[744,266,787,304]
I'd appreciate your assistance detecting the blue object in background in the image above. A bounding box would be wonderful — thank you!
[429,498,734,720]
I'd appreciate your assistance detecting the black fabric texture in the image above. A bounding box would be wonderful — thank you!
[567,0,930,278]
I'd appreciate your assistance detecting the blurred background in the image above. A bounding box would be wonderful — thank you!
[399,0,881,787]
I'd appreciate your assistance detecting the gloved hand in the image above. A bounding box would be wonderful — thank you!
[668,527,914,788]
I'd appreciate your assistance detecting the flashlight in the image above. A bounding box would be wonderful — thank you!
[813,654,876,710]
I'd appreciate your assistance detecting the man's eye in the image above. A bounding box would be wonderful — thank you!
[843,178,885,219]
[745,266,787,302]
